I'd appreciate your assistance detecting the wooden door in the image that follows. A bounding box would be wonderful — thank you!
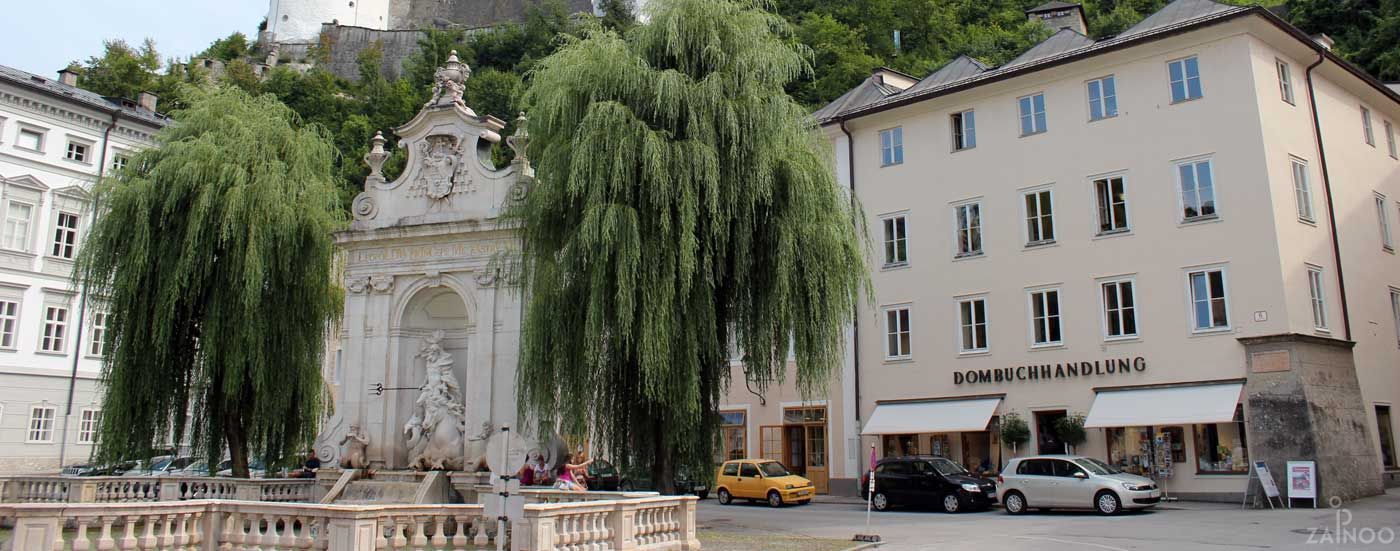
[804,424,829,494]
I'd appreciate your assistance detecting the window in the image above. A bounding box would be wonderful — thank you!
[40,305,67,353]
[0,300,17,349]
[1028,289,1062,346]
[89,311,108,356]
[3,202,32,251]
[1377,406,1396,469]
[1018,93,1047,136]
[721,463,739,477]
[719,410,746,461]
[1188,268,1229,331]
[953,202,982,257]
[951,110,976,150]
[112,154,129,172]
[65,141,89,163]
[1307,266,1328,331]
[27,405,55,443]
[958,297,988,353]
[881,215,908,267]
[884,306,911,359]
[1362,106,1375,146]
[739,463,759,478]
[79,409,101,444]
[1291,158,1313,222]
[1194,407,1248,474]
[1176,158,1216,221]
[1377,193,1393,251]
[1022,189,1055,245]
[51,212,79,259]
[879,127,903,166]
[1275,59,1294,104]
[1087,76,1117,120]
[1094,176,1129,234]
[1101,279,1137,339]
[16,128,43,151]
[1387,121,1397,159]
[1168,56,1202,103]
[1391,288,1400,347]
[760,427,782,461]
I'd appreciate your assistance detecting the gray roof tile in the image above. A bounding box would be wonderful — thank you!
[1003,28,1096,69]
[1027,1,1081,13]
[1118,0,1235,39]
[905,56,989,95]
[0,64,168,127]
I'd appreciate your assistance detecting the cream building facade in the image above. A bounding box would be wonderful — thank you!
[0,65,166,472]
[794,0,1400,501]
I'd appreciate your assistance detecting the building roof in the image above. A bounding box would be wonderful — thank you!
[0,64,168,127]
[810,72,906,122]
[1388,83,1400,95]
[1026,1,1081,14]
[815,0,1400,124]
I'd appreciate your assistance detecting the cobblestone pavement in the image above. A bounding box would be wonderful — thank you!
[697,489,1400,550]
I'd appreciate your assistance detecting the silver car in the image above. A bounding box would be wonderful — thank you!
[997,455,1161,515]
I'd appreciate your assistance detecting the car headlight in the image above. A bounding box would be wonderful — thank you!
[786,484,795,490]
[961,483,981,492]
[1122,482,1152,491]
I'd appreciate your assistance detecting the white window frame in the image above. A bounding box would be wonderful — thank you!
[1175,156,1218,222]
[1027,287,1063,348]
[51,211,79,260]
[78,408,101,444]
[1186,266,1231,333]
[1092,173,1130,235]
[1306,265,1329,332]
[15,125,46,152]
[956,295,989,354]
[1168,55,1203,103]
[27,405,55,443]
[0,298,19,350]
[65,140,92,164]
[39,305,68,353]
[1100,276,1139,341]
[880,213,909,268]
[951,109,976,151]
[1390,287,1400,348]
[1021,186,1055,246]
[1377,193,1394,252]
[879,127,904,167]
[1275,59,1294,105]
[1086,75,1117,121]
[1386,120,1397,160]
[1362,106,1375,146]
[952,199,983,258]
[1018,92,1048,136]
[1291,157,1314,223]
[883,304,913,360]
[88,310,108,357]
[3,201,34,252]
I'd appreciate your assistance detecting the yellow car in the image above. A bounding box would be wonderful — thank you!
[715,459,814,507]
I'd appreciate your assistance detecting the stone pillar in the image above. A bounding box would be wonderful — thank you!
[611,506,637,550]
[328,516,382,551]
[1240,334,1384,504]
[10,515,62,549]
[678,497,701,550]
[74,480,99,503]
[160,480,183,502]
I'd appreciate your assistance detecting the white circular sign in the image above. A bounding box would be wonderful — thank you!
[485,429,531,476]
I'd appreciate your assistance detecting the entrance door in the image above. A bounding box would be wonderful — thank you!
[782,406,830,494]
[805,424,828,494]
[1035,410,1067,455]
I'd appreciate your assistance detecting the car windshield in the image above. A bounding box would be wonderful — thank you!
[929,458,969,476]
[759,462,791,477]
[150,459,173,471]
[1076,457,1123,475]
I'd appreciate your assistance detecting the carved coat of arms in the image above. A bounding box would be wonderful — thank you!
[412,135,477,202]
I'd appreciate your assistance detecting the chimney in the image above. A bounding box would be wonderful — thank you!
[1312,33,1335,51]
[1026,2,1088,36]
[137,92,159,112]
[57,68,79,86]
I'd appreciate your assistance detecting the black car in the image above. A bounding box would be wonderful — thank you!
[860,456,998,513]
[586,459,623,491]
[620,469,710,499]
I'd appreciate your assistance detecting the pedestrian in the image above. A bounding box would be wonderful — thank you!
[296,449,321,478]
[554,453,593,492]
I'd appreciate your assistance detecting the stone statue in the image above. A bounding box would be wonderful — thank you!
[404,330,467,470]
[425,50,471,108]
[339,424,370,469]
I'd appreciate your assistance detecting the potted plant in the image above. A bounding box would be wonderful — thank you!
[1054,413,1088,454]
[999,413,1030,460]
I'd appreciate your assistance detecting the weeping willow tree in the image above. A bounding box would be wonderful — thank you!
[514,0,867,488]
[75,86,344,477]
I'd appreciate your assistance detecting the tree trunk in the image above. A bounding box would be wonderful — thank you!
[225,413,250,479]
[652,417,677,494]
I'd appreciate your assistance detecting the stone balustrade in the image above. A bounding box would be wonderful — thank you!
[520,489,660,505]
[0,476,319,504]
[0,494,700,550]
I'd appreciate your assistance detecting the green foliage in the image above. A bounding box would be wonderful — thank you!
[1054,412,1088,449]
[789,14,883,107]
[200,32,253,62]
[598,0,639,32]
[513,0,867,485]
[75,86,344,476]
[220,59,263,95]
[1289,0,1400,81]
[75,39,161,103]
[999,413,1031,447]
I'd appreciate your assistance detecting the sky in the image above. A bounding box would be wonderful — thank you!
[0,1,268,77]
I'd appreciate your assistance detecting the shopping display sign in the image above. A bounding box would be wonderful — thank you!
[1253,461,1280,498]
[1286,460,1317,506]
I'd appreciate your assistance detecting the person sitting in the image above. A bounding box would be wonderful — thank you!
[295,450,321,478]
[554,453,593,492]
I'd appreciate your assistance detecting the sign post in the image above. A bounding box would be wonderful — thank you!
[1244,460,1282,509]
[485,425,529,551]
[1286,460,1318,509]
[853,443,880,544]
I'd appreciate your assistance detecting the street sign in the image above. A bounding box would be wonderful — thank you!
[1254,461,1280,498]
[485,429,530,477]
[1286,460,1318,508]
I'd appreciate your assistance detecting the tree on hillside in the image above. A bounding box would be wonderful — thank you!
[1288,0,1400,81]
[514,0,867,490]
[75,86,344,477]
[76,39,161,102]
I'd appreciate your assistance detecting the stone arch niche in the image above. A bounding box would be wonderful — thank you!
[387,284,471,469]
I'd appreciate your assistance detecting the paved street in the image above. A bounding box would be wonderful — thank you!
[697,490,1400,550]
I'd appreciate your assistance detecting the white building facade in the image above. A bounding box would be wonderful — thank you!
[0,65,165,472]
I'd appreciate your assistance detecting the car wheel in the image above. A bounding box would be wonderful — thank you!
[1095,491,1122,515]
[717,488,732,505]
[1002,491,1028,515]
[941,493,961,513]
[696,489,709,500]
[767,491,783,508]
[872,491,891,512]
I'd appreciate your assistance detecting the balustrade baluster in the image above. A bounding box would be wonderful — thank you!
[137,513,157,548]
[157,514,174,548]
[118,515,139,550]
[430,516,448,548]
[409,516,429,549]
[392,517,410,547]
[172,512,189,550]
[96,516,117,551]
[376,519,391,550]
[258,513,278,548]
[219,512,239,551]
[472,518,489,547]
[294,515,315,549]
[450,516,469,549]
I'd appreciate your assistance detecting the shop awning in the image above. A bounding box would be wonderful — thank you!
[1083,382,1244,428]
[861,397,1002,435]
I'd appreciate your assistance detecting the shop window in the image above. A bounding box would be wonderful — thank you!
[962,430,998,475]
[928,434,951,458]
[883,434,918,457]
[1377,406,1396,469]
[719,410,746,461]
[1194,407,1248,474]
[1107,426,1184,478]
[783,407,825,424]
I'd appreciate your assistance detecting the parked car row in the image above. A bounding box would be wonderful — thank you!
[714,459,816,507]
[62,457,270,478]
